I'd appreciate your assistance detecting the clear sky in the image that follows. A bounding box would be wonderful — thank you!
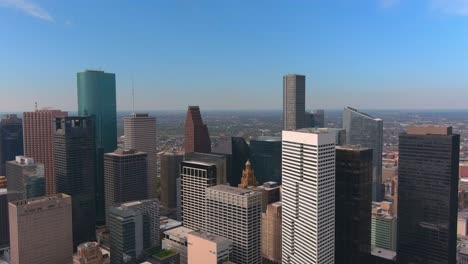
[1,0,468,111]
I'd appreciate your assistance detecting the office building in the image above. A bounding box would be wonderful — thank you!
[23,109,67,195]
[261,202,282,264]
[124,113,158,199]
[335,146,372,264]
[162,226,193,264]
[282,129,336,264]
[184,106,211,153]
[212,136,249,186]
[73,242,108,264]
[397,126,459,264]
[343,107,383,201]
[255,181,281,212]
[9,193,73,264]
[312,109,325,127]
[459,212,468,237]
[77,70,117,224]
[371,202,397,251]
[104,149,148,221]
[187,231,232,264]
[283,74,306,131]
[159,150,184,209]
[0,188,8,249]
[206,185,262,264]
[54,116,96,247]
[184,152,228,185]
[0,114,23,176]
[325,128,347,146]
[180,160,217,231]
[108,199,160,264]
[249,136,282,184]
[6,156,44,201]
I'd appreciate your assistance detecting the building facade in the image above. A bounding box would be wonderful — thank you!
[124,113,158,199]
[184,106,211,153]
[187,231,232,264]
[162,226,193,264]
[282,129,336,264]
[0,188,8,249]
[206,185,262,264]
[261,201,282,264]
[212,136,250,186]
[8,194,73,264]
[73,242,107,264]
[159,150,184,209]
[335,146,372,264]
[343,107,383,201]
[104,149,148,221]
[249,136,282,184]
[371,205,397,251]
[23,109,67,195]
[6,156,45,201]
[283,74,306,131]
[77,69,117,224]
[0,114,23,176]
[397,126,459,264]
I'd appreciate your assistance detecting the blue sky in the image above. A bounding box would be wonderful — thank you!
[1,0,468,111]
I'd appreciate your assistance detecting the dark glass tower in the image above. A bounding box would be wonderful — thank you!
[249,136,282,184]
[335,146,372,264]
[212,136,249,186]
[283,74,306,131]
[54,116,96,248]
[77,70,117,224]
[0,114,23,176]
[159,150,184,209]
[397,126,459,264]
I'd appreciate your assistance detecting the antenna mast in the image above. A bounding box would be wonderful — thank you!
[132,78,135,113]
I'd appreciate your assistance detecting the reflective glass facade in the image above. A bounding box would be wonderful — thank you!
[249,136,281,184]
[0,115,23,176]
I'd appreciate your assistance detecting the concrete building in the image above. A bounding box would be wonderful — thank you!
[459,242,468,264]
[77,70,117,224]
[282,129,336,264]
[8,193,73,264]
[184,106,211,153]
[249,136,282,184]
[0,114,23,176]
[180,160,217,231]
[397,126,459,264]
[283,74,306,131]
[124,113,158,199]
[54,116,96,247]
[187,231,232,264]
[459,212,468,237]
[371,202,397,251]
[162,226,193,264]
[23,109,67,195]
[343,107,383,201]
[184,152,228,185]
[206,185,262,264]
[335,146,372,264]
[104,149,148,221]
[6,156,45,201]
[255,181,281,213]
[108,199,160,264]
[212,136,249,186]
[159,150,184,209]
[73,242,108,264]
[0,188,8,249]
[261,202,282,264]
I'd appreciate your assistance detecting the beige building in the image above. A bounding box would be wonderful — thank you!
[187,231,232,264]
[459,213,468,237]
[262,202,282,263]
[9,193,73,264]
[162,226,194,264]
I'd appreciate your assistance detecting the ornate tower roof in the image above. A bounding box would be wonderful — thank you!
[239,160,259,188]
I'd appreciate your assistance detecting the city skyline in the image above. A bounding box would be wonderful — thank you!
[2,1,468,111]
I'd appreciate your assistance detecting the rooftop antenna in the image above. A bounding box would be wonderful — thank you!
[132,78,135,114]
[34,102,38,111]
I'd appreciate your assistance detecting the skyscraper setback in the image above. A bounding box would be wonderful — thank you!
[124,113,158,199]
[23,109,67,195]
[54,116,96,247]
[283,74,306,131]
[397,126,459,264]
[184,106,211,153]
[0,114,23,176]
[77,69,117,224]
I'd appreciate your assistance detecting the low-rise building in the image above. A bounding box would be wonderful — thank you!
[162,226,193,264]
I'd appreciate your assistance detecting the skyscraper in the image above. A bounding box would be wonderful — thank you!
[0,114,23,176]
[104,149,148,221]
[180,160,217,231]
[249,136,282,184]
[335,146,372,264]
[283,74,305,131]
[108,199,160,264]
[23,109,67,195]
[54,116,96,248]
[212,136,250,186]
[261,202,282,264]
[206,185,262,264]
[124,113,158,199]
[77,69,117,224]
[184,152,228,185]
[282,129,336,264]
[159,150,184,209]
[6,156,45,201]
[0,188,8,249]
[343,107,383,201]
[8,193,73,264]
[184,106,211,153]
[397,126,459,264]
[312,109,325,127]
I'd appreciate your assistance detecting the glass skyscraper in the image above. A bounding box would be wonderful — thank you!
[77,70,117,224]
[249,136,282,184]
[343,107,383,201]
[0,114,23,176]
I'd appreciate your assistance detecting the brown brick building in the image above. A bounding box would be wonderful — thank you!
[184,106,211,153]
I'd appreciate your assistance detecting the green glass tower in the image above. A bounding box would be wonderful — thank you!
[77,70,117,224]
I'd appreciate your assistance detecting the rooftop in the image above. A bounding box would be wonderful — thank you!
[336,145,371,151]
[371,247,396,260]
[295,127,333,134]
[106,149,146,156]
[406,125,452,136]
[153,249,178,260]
[188,230,231,244]
[182,160,216,167]
[208,184,261,196]
[254,136,281,142]
[345,106,382,121]
[164,226,194,240]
